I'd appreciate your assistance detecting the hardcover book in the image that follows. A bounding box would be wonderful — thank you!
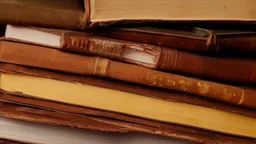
[1,71,256,138]
[0,100,255,144]
[95,27,256,53]
[2,25,256,84]
[1,40,256,109]
[0,0,255,30]
[0,63,255,118]
[0,116,194,144]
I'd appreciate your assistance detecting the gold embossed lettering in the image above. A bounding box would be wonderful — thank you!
[167,79,176,86]
[146,73,157,85]
[145,73,169,87]
[197,82,209,95]
[179,80,192,92]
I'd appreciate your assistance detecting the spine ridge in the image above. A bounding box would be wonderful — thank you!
[61,33,123,59]
[1,41,256,109]
[91,57,109,77]
[157,48,178,72]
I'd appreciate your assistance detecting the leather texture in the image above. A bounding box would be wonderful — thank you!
[0,0,86,30]
[0,62,255,118]
[61,31,256,84]
[96,27,256,53]
[0,41,256,109]
[0,100,255,144]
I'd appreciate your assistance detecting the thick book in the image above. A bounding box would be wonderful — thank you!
[0,0,255,30]
[1,72,256,138]
[3,102,256,144]
[95,27,256,53]
[0,113,193,144]
[2,25,256,84]
[0,62,255,118]
[0,101,255,144]
[1,41,256,109]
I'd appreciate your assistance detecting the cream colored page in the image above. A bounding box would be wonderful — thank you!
[1,73,256,138]
[90,0,255,21]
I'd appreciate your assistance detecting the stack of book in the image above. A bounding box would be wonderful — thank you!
[0,0,255,143]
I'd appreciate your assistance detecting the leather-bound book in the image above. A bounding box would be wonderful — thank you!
[1,72,256,139]
[95,27,256,53]
[1,41,256,109]
[0,63,255,118]
[0,0,255,30]
[0,100,255,144]
[2,25,256,84]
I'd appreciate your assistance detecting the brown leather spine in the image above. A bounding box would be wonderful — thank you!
[0,101,130,133]
[1,101,255,144]
[96,28,210,52]
[95,27,256,53]
[61,32,160,68]
[216,35,256,53]
[61,33,124,59]
[0,63,255,118]
[0,0,86,30]
[60,32,256,83]
[0,41,256,109]
[158,48,256,83]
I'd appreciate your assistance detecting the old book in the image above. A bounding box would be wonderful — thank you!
[0,63,255,118]
[0,0,255,30]
[1,41,256,109]
[0,111,193,144]
[2,25,256,84]
[95,27,256,53]
[1,101,255,144]
[1,73,256,139]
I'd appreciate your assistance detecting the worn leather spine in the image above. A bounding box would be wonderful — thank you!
[96,27,256,53]
[61,33,160,68]
[60,32,256,83]
[61,33,124,60]
[0,0,86,30]
[215,35,256,53]
[1,101,256,144]
[0,63,255,118]
[157,48,256,83]
[1,41,256,109]
[96,28,211,52]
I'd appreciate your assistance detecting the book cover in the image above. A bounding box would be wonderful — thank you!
[0,41,256,109]
[0,0,255,30]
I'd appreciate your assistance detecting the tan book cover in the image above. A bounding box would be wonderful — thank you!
[0,0,255,30]
[0,41,256,109]
[2,25,256,84]
[0,63,255,118]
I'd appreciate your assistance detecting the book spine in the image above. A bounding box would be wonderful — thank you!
[2,101,254,144]
[94,29,211,52]
[1,63,255,118]
[61,33,124,60]
[216,35,256,53]
[61,33,160,68]
[0,0,86,30]
[61,33,256,83]
[1,41,256,109]
[157,48,256,83]
[0,101,131,133]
